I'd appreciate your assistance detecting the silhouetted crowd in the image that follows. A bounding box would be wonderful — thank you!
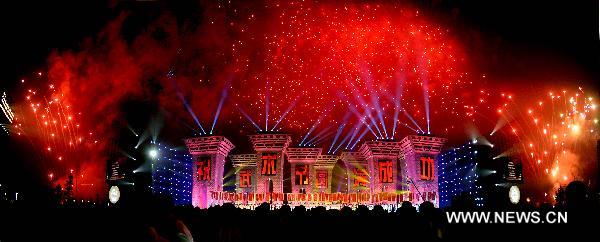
[1,181,599,241]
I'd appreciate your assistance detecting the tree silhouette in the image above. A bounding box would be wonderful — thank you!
[64,173,74,204]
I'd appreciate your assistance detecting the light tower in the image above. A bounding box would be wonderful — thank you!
[358,140,402,194]
[340,151,367,193]
[184,136,235,208]
[249,133,291,194]
[399,135,446,207]
[286,147,321,194]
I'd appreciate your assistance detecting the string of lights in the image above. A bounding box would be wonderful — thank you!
[438,141,484,207]
[150,143,193,206]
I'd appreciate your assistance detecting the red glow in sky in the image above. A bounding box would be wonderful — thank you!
[11,1,479,198]
[12,1,596,200]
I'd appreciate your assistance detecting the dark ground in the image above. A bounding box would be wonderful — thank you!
[1,196,599,241]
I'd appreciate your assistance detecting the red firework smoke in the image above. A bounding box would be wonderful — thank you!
[10,1,484,199]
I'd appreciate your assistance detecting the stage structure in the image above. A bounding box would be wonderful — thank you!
[400,135,447,207]
[176,133,447,209]
[285,147,340,194]
[231,154,258,193]
[358,140,402,194]
[313,154,339,193]
[184,136,235,208]
[287,147,321,194]
[248,133,292,194]
[340,151,368,194]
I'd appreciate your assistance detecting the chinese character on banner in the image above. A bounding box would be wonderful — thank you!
[378,160,393,183]
[316,170,328,188]
[426,191,437,201]
[419,156,435,180]
[353,168,368,187]
[239,169,252,188]
[295,165,309,185]
[196,158,211,181]
[261,154,277,175]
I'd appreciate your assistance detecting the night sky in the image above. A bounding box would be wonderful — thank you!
[0,0,598,202]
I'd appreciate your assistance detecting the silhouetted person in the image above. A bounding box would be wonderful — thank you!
[340,206,353,216]
[356,205,369,216]
[397,201,416,217]
[419,201,435,217]
[256,202,270,216]
[292,205,306,216]
[279,204,291,216]
[565,181,588,210]
[417,201,443,240]
[372,205,385,215]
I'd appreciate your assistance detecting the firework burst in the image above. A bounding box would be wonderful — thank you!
[494,87,598,200]
[214,1,479,147]
[9,74,103,199]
